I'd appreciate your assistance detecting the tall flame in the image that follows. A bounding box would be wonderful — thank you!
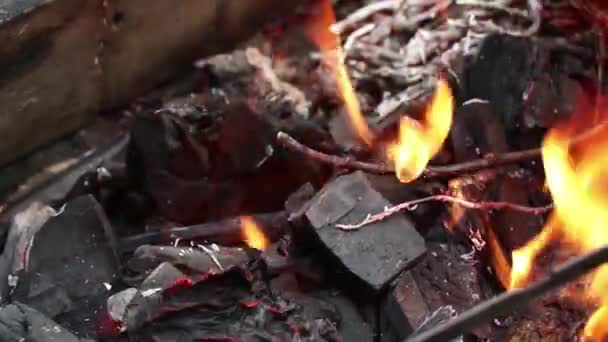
[509,109,608,339]
[388,78,454,183]
[240,216,270,251]
[305,0,374,146]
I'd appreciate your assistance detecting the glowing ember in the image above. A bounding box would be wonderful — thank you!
[305,0,374,146]
[388,78,454,183]
[509,108,608,339]
[240,216,270,251]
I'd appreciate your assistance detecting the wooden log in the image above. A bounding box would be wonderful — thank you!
[0,0,303,166]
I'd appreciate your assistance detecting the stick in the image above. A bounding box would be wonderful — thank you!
[118,211,288,253]
[406,245,608,342]
[277,118,608,178]
[335,195,552,230]
[331,0,399,34]
[276,131,541,177]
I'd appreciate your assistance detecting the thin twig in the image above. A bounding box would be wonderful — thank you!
[455,0,528,18]
[335,195,552,230]
[276,131,541,177]
[277,131,393,173]
[406,245,608,342]
[344,23,376,54]
[277,118,608,178]
[331,0,399,34]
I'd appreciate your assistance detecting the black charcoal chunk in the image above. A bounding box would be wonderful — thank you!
[305,171,426,290]
[13,195,119,337]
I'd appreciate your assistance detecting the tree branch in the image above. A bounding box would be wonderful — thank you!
[277,118,608,179]
[276,131,541,177]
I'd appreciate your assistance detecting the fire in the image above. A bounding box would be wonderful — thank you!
[509,108,608,339]
[388,78,454,183]
[240,216,270,251]
[305,0,374,146]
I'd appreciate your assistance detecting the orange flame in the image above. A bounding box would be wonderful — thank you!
[388,78,454,183]
[240,216,270,251]
[509,107,608,339]
[305,0,374,146]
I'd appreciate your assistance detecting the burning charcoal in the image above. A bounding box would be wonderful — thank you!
[106,288,146,334]
[305,171,426,291]
[106,261,213,334]
[127,244,250,275]
[12,195,119,337]
[0,202,56,304]
[104,270,251,336]
[0,302,88,342]
[140,262,187,291]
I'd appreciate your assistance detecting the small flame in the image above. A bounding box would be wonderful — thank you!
[509,104,608,339]
[305,0,374,146]
[388,78,454,183]
[240,216,270,251]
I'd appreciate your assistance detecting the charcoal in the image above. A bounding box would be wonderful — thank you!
[127,111,228,224]
[12,195,119,337]
[522,74,589,129]
[140,262,187,291]
[0,202,56,304]
[148,173,243,224]
[105,271,252,336]
[215,102,277,175]
[0,302,89,342]
[329,112,364,152]
[409,306,462,342]
[381,243,490,341]
[197,50,256,91]
[384,243,494,340]
[364,173,443,233]
[127,244,250,275]
[132,279,346,341]
[128,112,209,183]
[285,182,316,222]
[106,261,229,334]
[106,288,147,333]
[261,242,291,274]
[463,34,545,131]
[382,271,431,339]
[450,101,543,262]
[215,102,326,214]
[305,171,426,291]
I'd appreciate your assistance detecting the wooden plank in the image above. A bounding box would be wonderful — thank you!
[0,0,301,166]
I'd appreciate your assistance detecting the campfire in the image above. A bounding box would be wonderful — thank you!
[1,0,607,341]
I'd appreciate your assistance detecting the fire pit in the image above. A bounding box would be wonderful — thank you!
[0,0,607,341]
